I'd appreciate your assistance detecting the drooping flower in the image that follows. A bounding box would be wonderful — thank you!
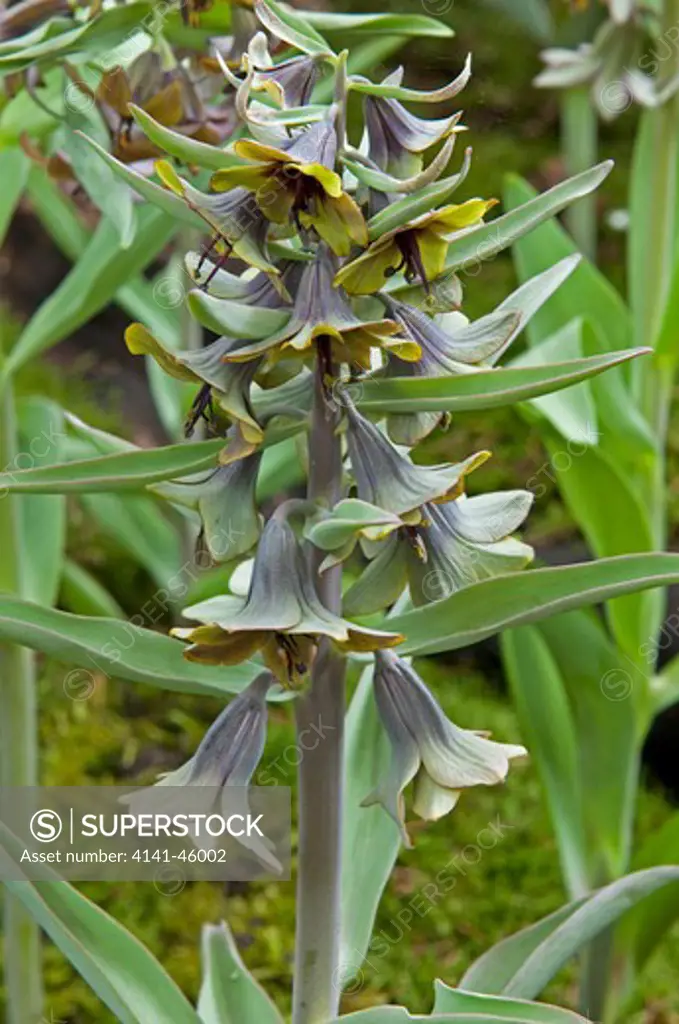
[219,246,419,369]
[155,161,277,276]
[208,111,368,255]
[379,297,521,444]
[345,401,489,521]
[334,198,496,295]
[153,451,262,563]
[172,515,403,687]
[363,651,527,846]
[362,57,471,177]
[343,489,534,616]
[241,32,320,108]
[124,672,281,872]
[124,324,264,444]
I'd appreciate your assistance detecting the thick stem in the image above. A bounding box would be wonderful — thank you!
[561,87,598,261]
[0,367,42,1023]
[292,343,346,1024]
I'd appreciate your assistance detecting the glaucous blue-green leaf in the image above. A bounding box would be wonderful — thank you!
[437,163,613,278]
[254,0,334,56]
[129,106,242,172]
[0,439,224,493]
[333,1009,583,1022]
[198,921,283,1024]
[305,11,453,37]
[16,398,67,607]
[460,866,679,999]
[0,596,262,698]
[5,207,177,374]
[357,349,649,414]
[501,626,589,899]
[75,135,204,230]
[389,554,679,656]
[60,113,136,248]
[340,667,400,987]
[433,983,590,1022]
[0,823,201,1024]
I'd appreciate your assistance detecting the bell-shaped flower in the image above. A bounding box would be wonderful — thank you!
[153,451,262,563]
[208,112,368,255]
[124,672,281,871]
[220,246,419,369]
[124,324,264,444]
[345,401,489,520]
[344,489,534,616]
[363,651,527,846]
[334,198,496,296]
[380,297,520,444]
[155,161,277,276]
[362,58,470,177]
[242,32,320,108]
[172,515,403,687]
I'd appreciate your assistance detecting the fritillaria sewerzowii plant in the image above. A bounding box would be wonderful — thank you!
[3,2,679,1023]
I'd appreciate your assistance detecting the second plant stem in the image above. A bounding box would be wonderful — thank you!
[292,341,346,1024]
[0,363,42,1024]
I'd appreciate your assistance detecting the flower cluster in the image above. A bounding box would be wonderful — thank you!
[121,0,532,840]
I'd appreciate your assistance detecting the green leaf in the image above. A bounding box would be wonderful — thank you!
[621,813,679,971]
[0,439,224,493]
[254,0,334,56]
[186,291,290,339]
[129,106,242,172]
[5,206,177,374]
[357,349,649,414]
[61,122,136,248]
[539,425,656,659]
[503,172,630,354]
[501,626,589,898]
[198,921,283,1024]
[459,866,679,999]
[440,163,613,277]
[0,596,260,698]
[536,611,639,882]
[509,320,598,445]
[60,559,125,619]
[0,3,161,73]
[0,146,29,247]
[305,11,453,38]
[0,824,201,1024]
[15,397,67,607]
[340,667,400,986]
[26,163,90,260]
[75,134,204,230]
[433,984,590,1023]
[334,1010,575,1023]
[389,553,679,656]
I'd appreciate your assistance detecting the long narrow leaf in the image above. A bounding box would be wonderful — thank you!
[0,597,260,698]
[390,554,679,656]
